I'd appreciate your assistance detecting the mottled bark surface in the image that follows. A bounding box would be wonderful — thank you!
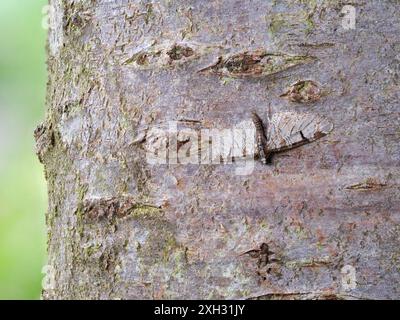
[37,0,400,299]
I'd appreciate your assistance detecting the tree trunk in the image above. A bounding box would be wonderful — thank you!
[36,0,400,299]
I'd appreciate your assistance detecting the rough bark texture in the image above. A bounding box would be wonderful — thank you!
[37,0,400,299]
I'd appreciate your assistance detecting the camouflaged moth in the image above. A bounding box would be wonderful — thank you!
[251,111,333,164]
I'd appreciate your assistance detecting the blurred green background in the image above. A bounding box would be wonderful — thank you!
[0,0,48,299]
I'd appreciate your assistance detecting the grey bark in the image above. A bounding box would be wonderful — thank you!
[36,0,400,299]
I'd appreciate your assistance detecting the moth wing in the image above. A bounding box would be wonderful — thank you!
[266,112,333,152]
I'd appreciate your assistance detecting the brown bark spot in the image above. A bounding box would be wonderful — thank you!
[135,53,148,65]
[313,131,325,140]
[241,242,275,269]
[166,45,194,60]
[281,80,321,103]
[224,50,266,75]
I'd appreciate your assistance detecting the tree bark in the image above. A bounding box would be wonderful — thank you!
[36,0,400,299]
